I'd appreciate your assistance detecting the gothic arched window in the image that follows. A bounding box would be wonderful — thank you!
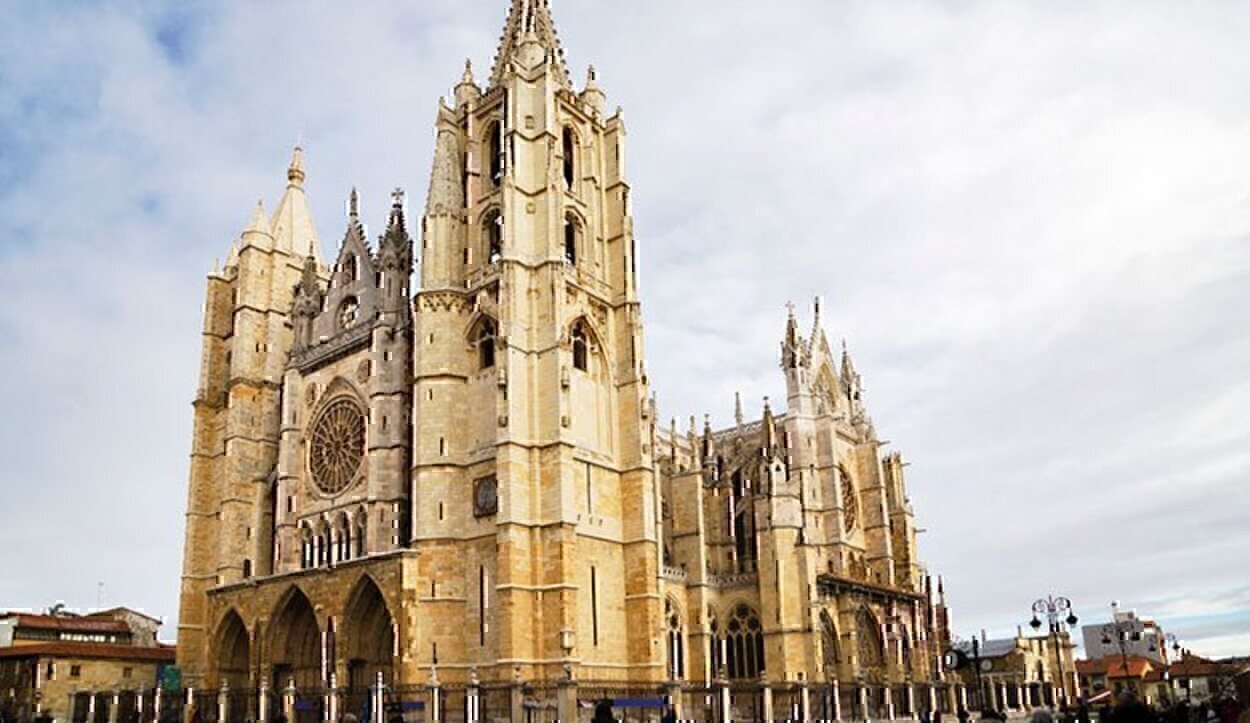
[476,318,497,370]
[564,214,579,265]
[487,121,503,186]
[717,604,764,680]
[355,512,366,558]
[562,126,577,189]
[571,321,588,371]
[338,514,352,562]
[484,210,503,263]
[666,599,685,679]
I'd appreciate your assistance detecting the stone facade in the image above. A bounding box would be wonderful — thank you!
[176,0,955,714]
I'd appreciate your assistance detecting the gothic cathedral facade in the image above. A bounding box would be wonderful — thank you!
[177,0,953,711]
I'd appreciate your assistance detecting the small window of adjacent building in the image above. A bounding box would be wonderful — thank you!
[70,665,81,678]
[123,667,133,679]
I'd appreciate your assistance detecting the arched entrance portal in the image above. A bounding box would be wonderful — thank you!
[340,577,394,722]
[269,588,322,692]
[342,577,395,692]
[215,610,251,691]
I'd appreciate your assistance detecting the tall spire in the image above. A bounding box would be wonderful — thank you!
[271,146,322,263]
[489,0,572,90]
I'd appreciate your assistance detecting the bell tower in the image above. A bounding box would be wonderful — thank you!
[411,0,662,682]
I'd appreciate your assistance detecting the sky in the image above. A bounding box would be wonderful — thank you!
[0,0,1247,658]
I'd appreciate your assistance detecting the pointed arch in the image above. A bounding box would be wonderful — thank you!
[335,512,351,562]
[820,610,842,679]
[469,315,498,369]
[713,602,764,680]
[213,609,251,691]
[485,120,504,187]
[354,508,367,558]
[563,211,582,265]
[571,318,589,371]
[856,606,885,674]
[665,597,685,680]
[268,587,321,690]
[341,575,395,692]
[482,208,503,263]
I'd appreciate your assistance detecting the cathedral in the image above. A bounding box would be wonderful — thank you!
[176,1,954,720]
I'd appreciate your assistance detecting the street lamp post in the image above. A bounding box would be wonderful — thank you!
[1029,595,1078,708]
[944,637,986,712]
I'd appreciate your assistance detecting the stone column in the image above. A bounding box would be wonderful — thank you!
[326,673,339,723]
[717,676,732,723]
[427,668,441,723]
[831,681,842,722]
[137,685,146,723]
[665,681,683,720]
[258,680,269,723]
[217,682,228,723]
[555,674,577,723]
[509,678,524,723]
[906,685,916,719]
[958,685,968,711]
[283,680,296,723]
[761,676,774,723]
[799,683,811,723]
[370,673,384,723]
[466,670,481,723]
[89,692,98,723]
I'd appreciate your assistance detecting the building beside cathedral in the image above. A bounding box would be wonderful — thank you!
[176,1,956,719]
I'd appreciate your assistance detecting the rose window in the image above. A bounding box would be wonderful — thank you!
[308,398,365,495]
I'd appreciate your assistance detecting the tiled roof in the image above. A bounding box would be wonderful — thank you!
[956,638,1020,659]
[1169,654,1232,678]
[0,613,130,634]
[1105,656,1156,679]
[0,643,175,662]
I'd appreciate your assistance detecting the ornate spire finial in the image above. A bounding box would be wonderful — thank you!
[734,392,744,428]
[462,58,475,84]
[391,187,405,208]
[287,146,306,187]
[489,0,571,90]
[348,187,359,218]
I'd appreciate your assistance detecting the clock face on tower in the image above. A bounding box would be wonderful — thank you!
[308,398,366,496]
[474,475,498,517]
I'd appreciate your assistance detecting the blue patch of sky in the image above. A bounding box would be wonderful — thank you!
[151,3,212,67]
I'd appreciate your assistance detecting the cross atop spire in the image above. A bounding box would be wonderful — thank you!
[489,0,572,90]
